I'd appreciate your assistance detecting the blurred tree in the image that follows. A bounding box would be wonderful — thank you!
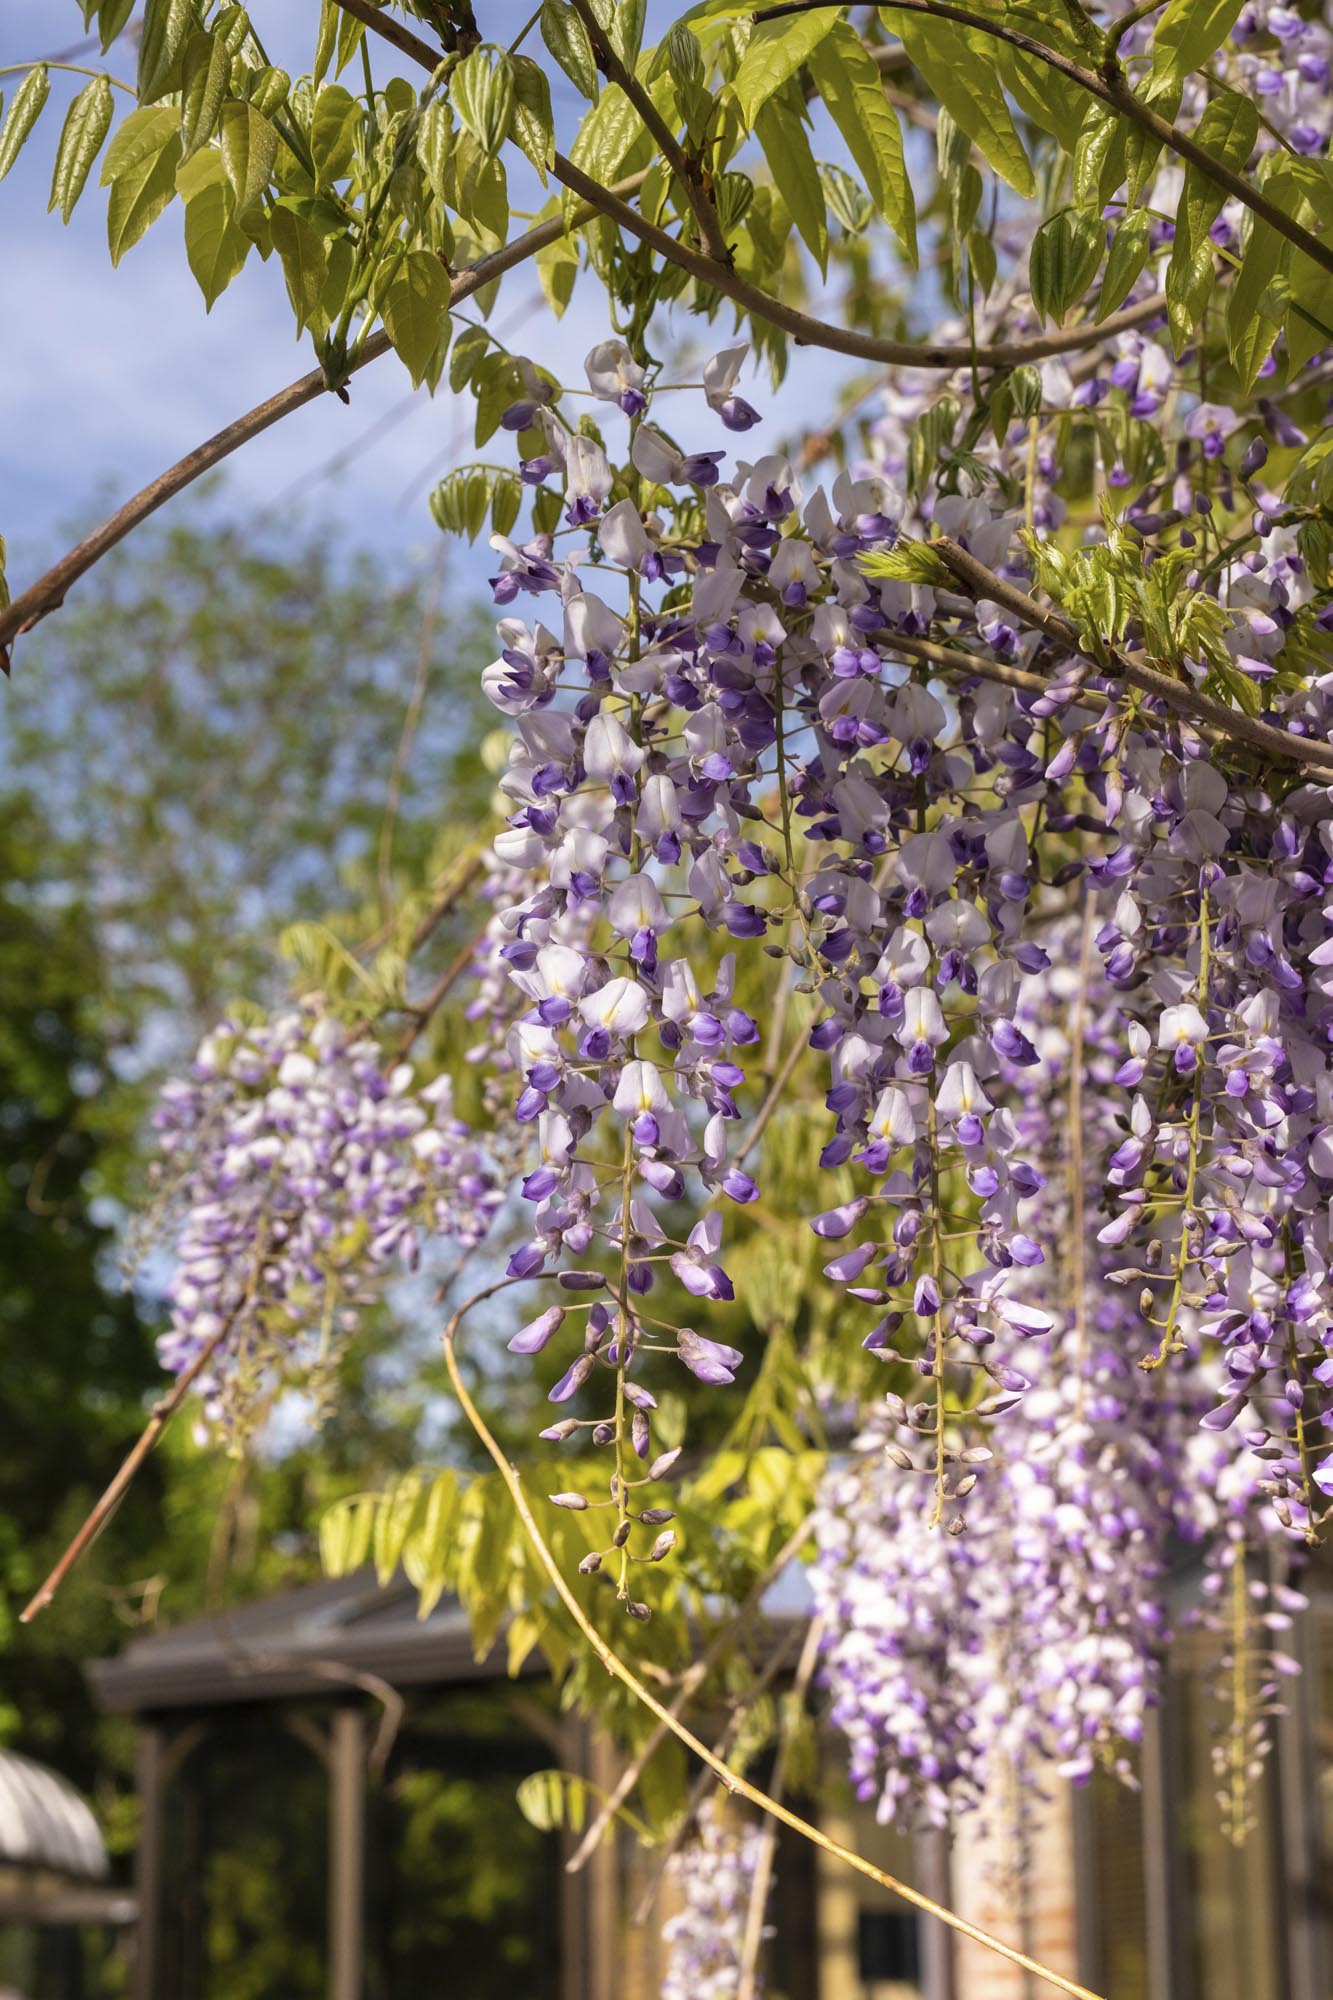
[3,494,495,1119]
[0,500,498,1793]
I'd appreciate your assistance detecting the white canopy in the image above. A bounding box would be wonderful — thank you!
[0,1751,107,1881]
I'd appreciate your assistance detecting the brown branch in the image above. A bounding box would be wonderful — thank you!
[555,150,1168,368]
[330,0,441,69]
[756,0,1333,279]
[19,1303,243,1624]
[567,0,730,265]
[564,1509,817,1873]
[932,536,1333,777]
[441,1289,1107,2000]
[738,1024,810,1167]
[0,164,651,665]
[0,335,383,668]
[393,920,489,1060]
[629,1621,805,1926]
[331,0,1169,374]
[882,626,1111,711]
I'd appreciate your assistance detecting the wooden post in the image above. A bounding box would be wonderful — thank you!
[1139,1708,1183,2000]
[917,1827,957,2000]
[133,1723,166,2000]
[1275,1599,1327,2000]
[328,1706,366,2000]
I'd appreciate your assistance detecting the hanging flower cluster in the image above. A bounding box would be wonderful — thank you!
[148,1006,500,1427]
[127,0,1333,1866]
[806,903,1309,1828]
[660,1803,768,2000]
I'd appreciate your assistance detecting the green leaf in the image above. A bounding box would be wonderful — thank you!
[179,31,230,159]
[510,53,554,185]
[183,177,248,305]
[1227,215,1286,391]
[381,248,452,389]
[992,39,1086,153]
[0,65,50,186]
[48,73,113,222]
[102,104,182,265]
[1073,106,1125,209]
[968,225,997,297]
[175,140,224,201]
[335,5,365,78]
[1098,207,1153,317]
[453,1479,513,1660]
[820,161,872,237]
[1264,157,1333,371]
[861,539,952,585]
[1176,89,1257,242]
[312,0,339,89]
[416,98,454,202]
[1166,90,1255,350]
[448,321,491,394]
[452,45,515,158]
[566,83,650,204]
[213,4,251,59]
[515,1770,590,1835]
[455,138,509,249]
[1151,0,1245,87]
[474,357,521,447]
[1204,657,1262,718]
[535,216,579,316]
[98,0,136,52]
[1028,207,1105,325]
[219,99,278,214]
[372,1472,424,1586]
[270,203,328,332]
[246,64,290,120]
[319,1494,377,1578]
[491,469,523,538]
[514,1764,659,1839]
[137,0,197,103]
[402,1469,460,1616]
[732,11,839,125]
[755,89,826,276]
[890,11,1034,196]
[541,0,600,101]
[806,19,915,264]
[311,84,359,187]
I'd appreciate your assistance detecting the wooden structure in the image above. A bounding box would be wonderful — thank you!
[86,1555,1333,2000]
[0,1749,136,1995]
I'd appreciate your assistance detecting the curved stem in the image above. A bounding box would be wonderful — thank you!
[441,1290,1107,2000]
[567,0,730,265]
[0,171,651,663]
[556,150,1168,368]
[19,1296,247,1623]
[931,537,1333,777]
[736,1614,824,2000]
[755,0,1333,278]
[0,59,135,91]
[564,1509,817,1873]
[331,0,1170,372]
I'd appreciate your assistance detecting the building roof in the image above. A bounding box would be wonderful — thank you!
[0,1751,108,1881]
[88,1561,813,1717]
[86,1570,529,1715]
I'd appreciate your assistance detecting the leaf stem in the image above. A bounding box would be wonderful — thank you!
[441,1288,1107,2000]
[0,59,134,92]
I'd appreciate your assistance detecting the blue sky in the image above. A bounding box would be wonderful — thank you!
[0,1,869,605]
